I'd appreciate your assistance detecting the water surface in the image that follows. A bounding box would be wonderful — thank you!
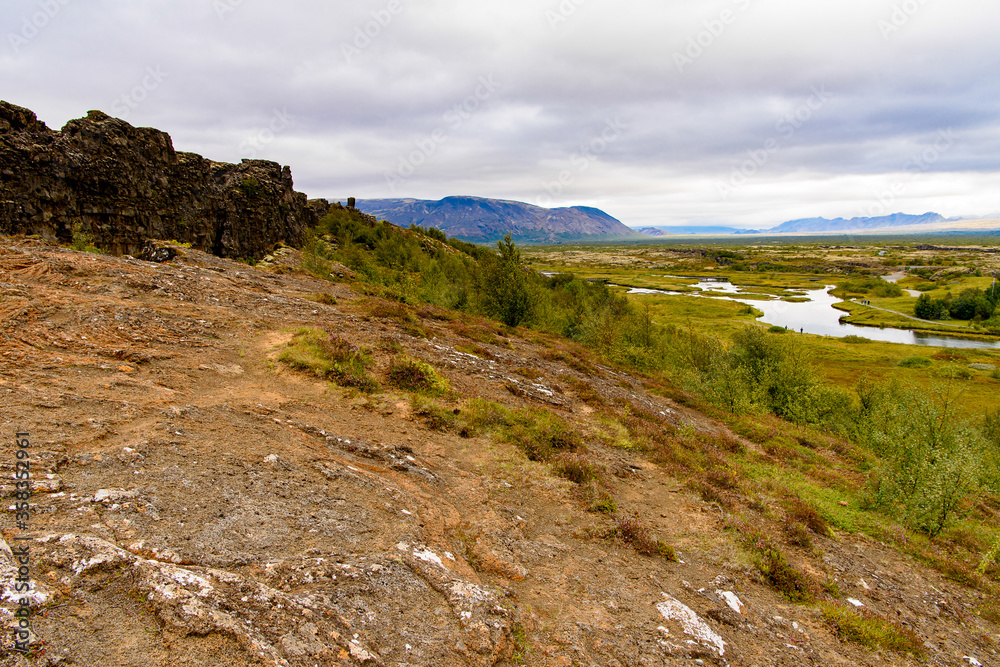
[625,280,1000,350]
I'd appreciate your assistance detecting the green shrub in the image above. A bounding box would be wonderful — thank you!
[69,222,105,254]
[768,325,787,333]
[727,518,816,602]
[836,276,902,298]
[820,603,924,654]
[508,409,581,461]
[842,335,871,344]
[387,356,449,394]
[897,356,932,368]
[856,381,987,536]
[914,293,948,319]
[756,547,814,602]
[588,490,618,514]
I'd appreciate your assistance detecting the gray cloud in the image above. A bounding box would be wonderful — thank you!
[2,0,999,228]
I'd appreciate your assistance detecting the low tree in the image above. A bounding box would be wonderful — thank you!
[914,293,948,320]
[480,233,532,327]
[857,381,986,537]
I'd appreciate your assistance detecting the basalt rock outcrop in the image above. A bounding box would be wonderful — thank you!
[0,100,323,259]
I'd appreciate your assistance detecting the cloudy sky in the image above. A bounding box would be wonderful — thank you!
[3,0,999,229]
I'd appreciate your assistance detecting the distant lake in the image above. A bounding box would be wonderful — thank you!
[623,279,1000,350]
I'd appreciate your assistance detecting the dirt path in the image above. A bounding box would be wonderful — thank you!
[849,298,974,329]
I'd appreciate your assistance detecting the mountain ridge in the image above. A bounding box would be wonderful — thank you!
[355,196,637,243]
[737,212,947,234]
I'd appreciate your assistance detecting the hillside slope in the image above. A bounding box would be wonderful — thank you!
[1,237,998,666]
[356,196,636,243]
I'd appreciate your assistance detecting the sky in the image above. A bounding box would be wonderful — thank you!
[3,0,1000,229]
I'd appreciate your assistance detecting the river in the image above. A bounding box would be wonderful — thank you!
[623,279,1000,350]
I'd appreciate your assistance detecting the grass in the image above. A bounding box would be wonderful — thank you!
[819,602,924,655]
[550,452,603,485]
[277,327,379,392]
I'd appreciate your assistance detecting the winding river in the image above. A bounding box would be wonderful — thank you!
[624,279,1000,350]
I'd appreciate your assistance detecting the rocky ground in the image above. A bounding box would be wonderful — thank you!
[0,236,997,666]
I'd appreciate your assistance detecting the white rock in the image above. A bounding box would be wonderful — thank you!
[716,590,744,614]
[412,548,445,568]
[657,593,726,656]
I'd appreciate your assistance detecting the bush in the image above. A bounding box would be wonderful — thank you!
[614,514,676,560]
[856,381,987,536]
[387,356,449,394]
[914,293,949,319]
[836,276,902,298]
[784,497,832,537]
[897,356,932,368]
[757,547,815,602]
[820,603,924,654]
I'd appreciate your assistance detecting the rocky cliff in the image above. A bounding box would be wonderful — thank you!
[0,101,326,259]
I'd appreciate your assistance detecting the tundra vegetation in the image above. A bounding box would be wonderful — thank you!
[294,208,1000,636]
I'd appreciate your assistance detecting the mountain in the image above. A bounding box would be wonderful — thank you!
[738,212,947,234]
[636,225,742,235]
[355,196,637,243]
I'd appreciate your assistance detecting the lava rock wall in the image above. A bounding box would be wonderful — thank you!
[0,101,322,259]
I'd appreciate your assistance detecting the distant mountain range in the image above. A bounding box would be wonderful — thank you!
[736,212,947,234]
[355,196,637,243]
[635,225,743,236]
[352,196,989,243]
